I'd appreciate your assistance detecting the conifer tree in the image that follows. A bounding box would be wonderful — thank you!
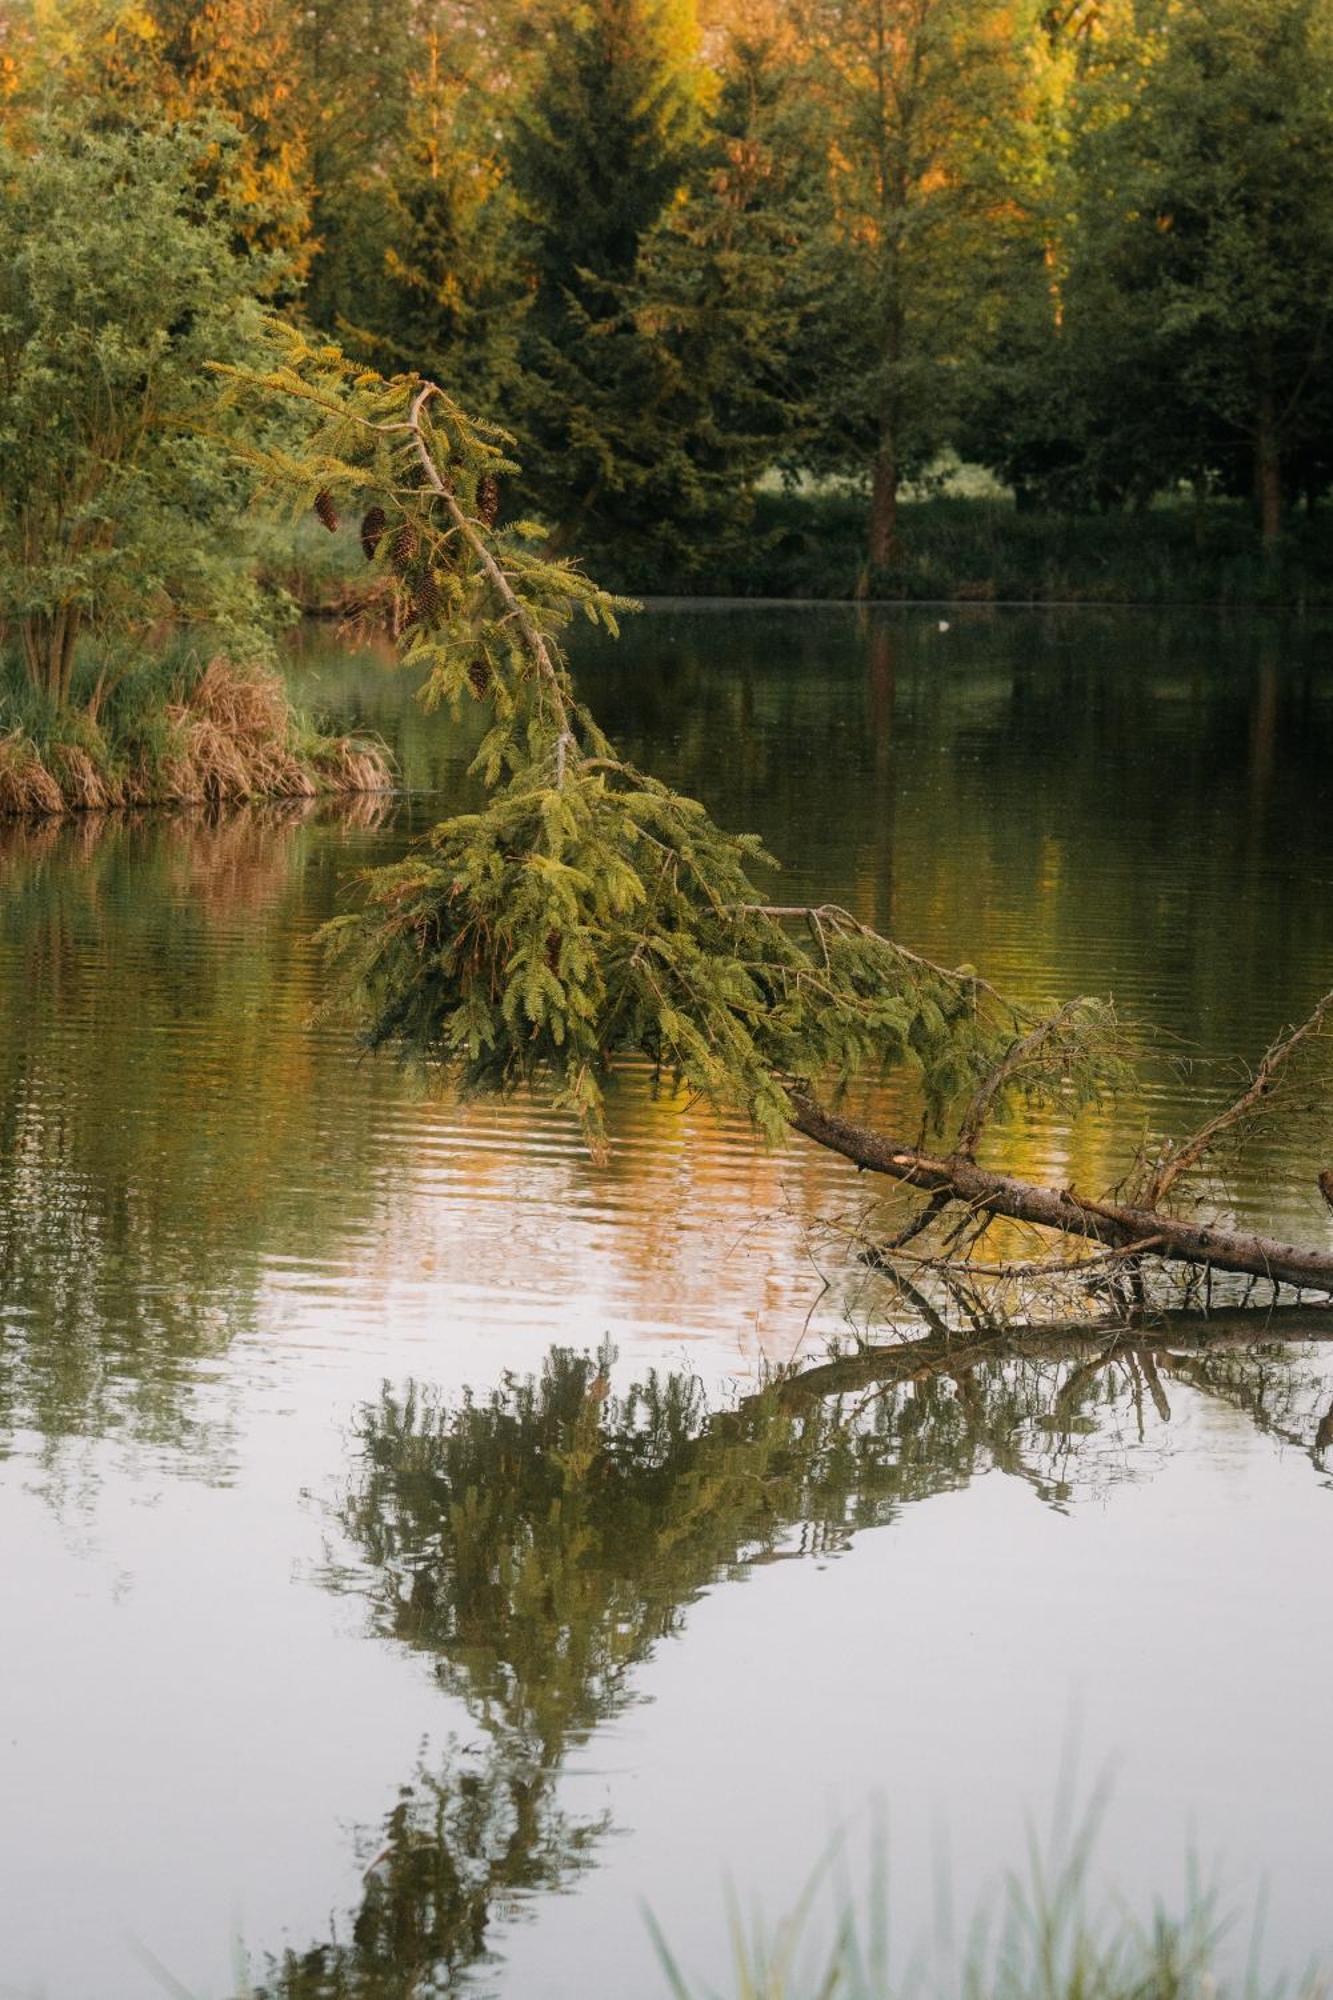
[506,0,705,547]
[291,0,435,337]
[594,21,820,578]
[220,330,1333,1303]
[353,22,528,416]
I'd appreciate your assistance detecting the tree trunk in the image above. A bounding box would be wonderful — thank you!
[788,1096,1333,1296]
[1256,379,1283,553]
[18,612,65,706]
[869,441,899,568]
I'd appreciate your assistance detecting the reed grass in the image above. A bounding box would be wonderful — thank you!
[0,649,391,818]
[647,1805,1324,2000]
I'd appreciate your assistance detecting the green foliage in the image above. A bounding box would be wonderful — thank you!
[972,0,1333,535]
[224,331,1127,1152]
[575,53,820,578]
[786,0,1047,564]
[510,0,702,312]
[0,110,282,709]
[362,70,527,413]
[591,488,1333,604]
[17,0,1333,587]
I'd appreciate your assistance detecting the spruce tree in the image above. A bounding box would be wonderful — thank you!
[506,0,703,551]
[598,24,819,581]
[361,26,528,416]
[221,330,1333,1304]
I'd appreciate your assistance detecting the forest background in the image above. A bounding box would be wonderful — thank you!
[7,0,1333,619]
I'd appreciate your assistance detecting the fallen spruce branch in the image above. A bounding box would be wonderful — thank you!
[789,1081,1333,1297]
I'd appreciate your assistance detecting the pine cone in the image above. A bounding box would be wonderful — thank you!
[360,505,387,561]
[477,474,500,528]
[545,930,562,973]
[389,522,418,571]
[410,569,442,624]
[466,657,491,700]
[314,488,339,533]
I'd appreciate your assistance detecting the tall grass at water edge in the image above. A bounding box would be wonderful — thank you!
[648,1805,1327,2000]
[0,644,391,817]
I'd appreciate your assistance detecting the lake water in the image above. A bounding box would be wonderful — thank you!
[3,605,1333,1999]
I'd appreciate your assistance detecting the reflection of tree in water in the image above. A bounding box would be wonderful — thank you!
[255,1317,1333,1998]
[0,802,388,1461]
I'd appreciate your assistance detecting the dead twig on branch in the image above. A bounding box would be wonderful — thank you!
[1144,989,1333,1207]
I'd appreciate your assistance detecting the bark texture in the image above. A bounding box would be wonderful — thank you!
[789,1095,1333,1296]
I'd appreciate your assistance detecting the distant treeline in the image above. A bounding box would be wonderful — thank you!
[6,0,1333,595]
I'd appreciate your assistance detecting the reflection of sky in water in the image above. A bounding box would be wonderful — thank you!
[2,607,1333,1997]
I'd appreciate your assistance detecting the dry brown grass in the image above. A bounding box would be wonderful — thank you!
[163,658,315,803]
[0,656,393,818]
[50,740,116,810]
[310,734,394,794]
[0,733,65,817]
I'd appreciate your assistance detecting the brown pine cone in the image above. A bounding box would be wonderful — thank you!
[389,522,418,571]
[410,569,442,623]
[477,474,500,528]
[360,505,387,560]
[313,488,338,533]
[466,657,491,700]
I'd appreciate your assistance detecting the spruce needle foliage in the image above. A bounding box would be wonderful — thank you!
[218,325,1128,1153]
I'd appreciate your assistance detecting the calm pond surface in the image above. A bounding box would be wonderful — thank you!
[3,605,1333,1998]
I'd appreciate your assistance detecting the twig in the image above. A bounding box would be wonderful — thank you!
[1147,987,1333,1205]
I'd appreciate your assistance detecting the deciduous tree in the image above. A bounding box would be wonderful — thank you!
[789,0,1043,567]
[0,116,280,711]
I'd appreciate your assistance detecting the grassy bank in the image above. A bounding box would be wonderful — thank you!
[0,650,390,818]
[279,495,1333,610]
